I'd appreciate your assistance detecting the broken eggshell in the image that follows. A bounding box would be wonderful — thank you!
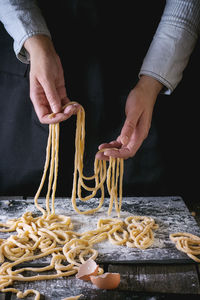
[90,272,120,289]
[76,259,99,281]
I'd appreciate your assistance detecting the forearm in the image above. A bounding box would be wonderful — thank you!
[0,0,51,63]
[139,0,200,94]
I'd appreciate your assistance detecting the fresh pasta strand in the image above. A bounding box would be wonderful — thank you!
[70,103,124,217]
[34,122,60,216]
[34,102,124,218]
[170,232,200,262]
[0,214,158,299]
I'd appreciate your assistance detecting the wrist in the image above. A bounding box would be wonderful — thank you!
[136,75,163,97]
[24,35,56,59]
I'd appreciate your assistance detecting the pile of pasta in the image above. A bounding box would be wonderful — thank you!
[0,102,159,300]
[170,232,200,263]
[0,212,158,299]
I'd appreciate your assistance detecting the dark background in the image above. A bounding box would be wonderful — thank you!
[154,41,200,208]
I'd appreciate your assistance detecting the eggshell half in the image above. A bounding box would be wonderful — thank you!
[76,259,99,281]
[90,272,120,289]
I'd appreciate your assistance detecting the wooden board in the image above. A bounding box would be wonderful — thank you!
[1,196,200,299]
[109,264,200,294]
[0,196,200,264]
[9,263,200,299]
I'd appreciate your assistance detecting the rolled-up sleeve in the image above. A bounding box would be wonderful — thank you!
[0,0,51,63]
[139,0,200,94]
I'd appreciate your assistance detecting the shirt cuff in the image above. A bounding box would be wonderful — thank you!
[14,30,51,64]
[139,23,197,95]
[0,2,51,64]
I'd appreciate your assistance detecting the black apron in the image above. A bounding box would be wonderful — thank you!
[0,0,166,197]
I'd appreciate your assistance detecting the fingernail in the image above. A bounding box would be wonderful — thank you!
[64,106,72,114]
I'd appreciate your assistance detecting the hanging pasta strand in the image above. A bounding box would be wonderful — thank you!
[34,124,52,216]
[70,103,124,216]
[34,123,59,216]
[51,123,60,215]
[32,101,124,217]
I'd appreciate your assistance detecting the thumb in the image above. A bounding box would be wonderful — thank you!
[119,116,136,146]
[43,81,62,113]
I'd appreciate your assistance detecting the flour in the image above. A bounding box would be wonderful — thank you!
[65,206,165,263]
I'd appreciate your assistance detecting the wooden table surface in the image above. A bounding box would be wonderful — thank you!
[0,196,200,300]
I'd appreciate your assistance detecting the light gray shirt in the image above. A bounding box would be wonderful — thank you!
[0,0,200,94]
[0,0,51,63]
[139,0,200,94]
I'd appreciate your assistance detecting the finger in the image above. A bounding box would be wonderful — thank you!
[42,80,62,113]
[98,141,122,150]
[44,104,79,124]
[125,139,143,158]
[42,113,70,124]
[117,111,150,158]
[42,113,67,124]
[30,89,51,123]
[103,147,131,159]
[126,113,150,157]
[96,141,122,160]
[57,83,68,103]
[63,103,80,115]
[102,116,146,159]
[95,152,110,161]
[119,117,137,146]
[36,99,81,124]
